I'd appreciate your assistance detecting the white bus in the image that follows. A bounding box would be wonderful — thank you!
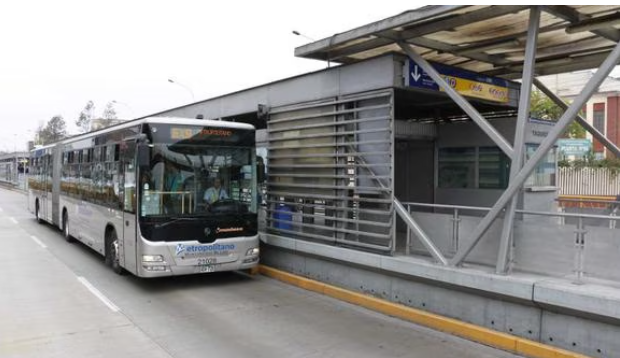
[28,117,260,277]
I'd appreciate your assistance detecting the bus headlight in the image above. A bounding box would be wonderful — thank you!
[142,254,165,263]
[245,248,259,256]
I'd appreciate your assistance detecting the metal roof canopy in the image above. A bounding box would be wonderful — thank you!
[295,5,620,79]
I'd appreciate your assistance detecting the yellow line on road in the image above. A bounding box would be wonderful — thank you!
[259,265,591,358]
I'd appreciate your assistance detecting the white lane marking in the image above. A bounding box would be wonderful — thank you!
[77,277,120,313]
[0,207,3,212]
[9,217,18,224]
[30,235,47,249]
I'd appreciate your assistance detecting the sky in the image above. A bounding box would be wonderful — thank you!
[0,0,423,151]
[1,2,616,152]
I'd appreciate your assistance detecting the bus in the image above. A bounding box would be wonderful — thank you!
[28,117,260,277]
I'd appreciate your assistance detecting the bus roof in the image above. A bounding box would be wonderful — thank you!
[33,117,255,150]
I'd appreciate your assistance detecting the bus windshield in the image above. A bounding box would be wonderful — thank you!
[139,144,256,217]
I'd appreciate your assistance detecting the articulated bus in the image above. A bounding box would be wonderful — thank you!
[28,117,260,277]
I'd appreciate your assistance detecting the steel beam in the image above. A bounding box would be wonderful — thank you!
[324,6,529,62]
[397,42,514,158]
[544,5,620,43]
[354,140,446,264]
[496,7,541,274]
[450,39,620,266]
[533,78,620,158]
[394,199,448,265]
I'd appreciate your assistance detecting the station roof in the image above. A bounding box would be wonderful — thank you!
[295,5,620,79]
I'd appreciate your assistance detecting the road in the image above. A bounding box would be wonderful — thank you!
[0,187,521,358]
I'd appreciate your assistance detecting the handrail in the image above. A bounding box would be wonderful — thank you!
[394,200,448,265]
[403,202,491,212]
[403,201,620,221]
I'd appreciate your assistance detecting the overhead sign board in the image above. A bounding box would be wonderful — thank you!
[406,58,510,104]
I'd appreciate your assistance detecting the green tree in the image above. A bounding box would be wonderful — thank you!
[530,90,585,139]
[76,100,95,133]
[39,115,67,144]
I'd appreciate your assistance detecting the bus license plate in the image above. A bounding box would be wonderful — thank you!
[195,264,218,273]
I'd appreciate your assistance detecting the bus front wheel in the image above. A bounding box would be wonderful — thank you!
[106,230,124,275]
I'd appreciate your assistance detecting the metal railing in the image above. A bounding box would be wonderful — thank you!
[401,201,620,283]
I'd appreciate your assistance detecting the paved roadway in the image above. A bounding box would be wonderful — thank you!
[0,188,521,358]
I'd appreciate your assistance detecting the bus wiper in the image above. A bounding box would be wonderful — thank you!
[154,217,204,229]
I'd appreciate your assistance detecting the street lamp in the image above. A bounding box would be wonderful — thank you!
[292,30,315,42]
[167,78,195,102]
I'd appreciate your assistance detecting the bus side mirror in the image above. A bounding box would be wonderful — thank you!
[137,146,150,169]
[257,161,265,183]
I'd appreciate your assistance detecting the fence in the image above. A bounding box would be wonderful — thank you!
[401,201,620,283]
[558,167,620,197]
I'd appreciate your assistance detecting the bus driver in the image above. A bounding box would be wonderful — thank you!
[204,178,228,204]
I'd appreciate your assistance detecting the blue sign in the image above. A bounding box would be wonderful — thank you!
[557,139,591,157]
[406,58,510,103]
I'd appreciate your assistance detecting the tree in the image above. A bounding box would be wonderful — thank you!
[530,90,586,139]
[100,101,118,127]
[39,115,67,144]
[76,100,95,133]
[102,101,117,120]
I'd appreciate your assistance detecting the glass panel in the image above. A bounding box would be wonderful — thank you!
[438,147,476,188]
[478,147,510,189]
[525,144,556,187]
[140,144,256,216]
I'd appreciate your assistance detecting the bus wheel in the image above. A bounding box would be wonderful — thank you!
[62,212,74,243]
[106,230,124,275]
[35,201,42,224]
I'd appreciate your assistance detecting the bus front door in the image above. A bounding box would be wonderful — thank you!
[121,139,138,274]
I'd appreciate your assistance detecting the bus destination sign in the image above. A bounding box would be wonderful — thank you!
[170,127,233,140]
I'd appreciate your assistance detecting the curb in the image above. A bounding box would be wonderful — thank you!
[259,265,591,358]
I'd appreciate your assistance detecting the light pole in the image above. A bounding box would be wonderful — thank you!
[167,78,195,102]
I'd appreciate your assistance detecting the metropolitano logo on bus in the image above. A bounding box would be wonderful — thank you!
[175,243,236,258]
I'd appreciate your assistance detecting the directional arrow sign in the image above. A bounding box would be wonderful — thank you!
[411,65,421,82]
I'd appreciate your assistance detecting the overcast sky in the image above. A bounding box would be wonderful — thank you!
[0,0,424,151]
[1,2,614,152]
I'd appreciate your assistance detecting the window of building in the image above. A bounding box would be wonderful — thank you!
[478,147,510,189]
[438,147,476,188]
[593,104,605,134]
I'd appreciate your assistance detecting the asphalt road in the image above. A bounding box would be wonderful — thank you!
[0,187,521,358]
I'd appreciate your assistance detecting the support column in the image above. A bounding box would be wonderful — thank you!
[397,42,514,158]
[450,39,620,266]
[496,7,541,274]
[533,78,620,158]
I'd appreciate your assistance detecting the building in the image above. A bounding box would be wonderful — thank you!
[538,70,620,158]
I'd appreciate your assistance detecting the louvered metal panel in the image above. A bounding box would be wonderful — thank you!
[266,90,394,251]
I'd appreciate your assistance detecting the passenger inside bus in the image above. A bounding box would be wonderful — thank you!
[164,161,185,213]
